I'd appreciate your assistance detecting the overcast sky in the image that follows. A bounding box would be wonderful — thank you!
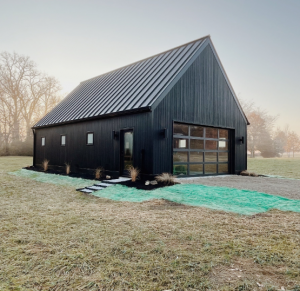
[1,0,299,133]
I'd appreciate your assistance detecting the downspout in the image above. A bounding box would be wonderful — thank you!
[32,128,36,167]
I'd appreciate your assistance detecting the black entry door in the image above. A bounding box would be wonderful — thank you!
[120,129,133,175]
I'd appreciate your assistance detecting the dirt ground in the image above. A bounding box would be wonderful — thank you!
[177,175,300,200]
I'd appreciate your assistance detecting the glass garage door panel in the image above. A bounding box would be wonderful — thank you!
[173,151,188,163]
[173,138,188,149]
[190,139,204,149]
[190,152,203,162]
[190,164,203,175]
[174,164,188,175]
[173,123,230,176]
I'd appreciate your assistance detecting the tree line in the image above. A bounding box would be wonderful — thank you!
[0,51,298,158]
[241,99,300,158]
[0,52,62,155]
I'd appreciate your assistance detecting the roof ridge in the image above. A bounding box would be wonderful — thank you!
[81,35,211,84]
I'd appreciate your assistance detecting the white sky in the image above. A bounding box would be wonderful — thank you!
[1,0,299,134]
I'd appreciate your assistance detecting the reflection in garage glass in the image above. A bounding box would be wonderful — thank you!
[173,123,229,175]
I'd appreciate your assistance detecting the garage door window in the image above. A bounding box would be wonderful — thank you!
[173,123,230,176]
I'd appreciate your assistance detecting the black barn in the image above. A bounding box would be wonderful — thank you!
[32,35,249,178]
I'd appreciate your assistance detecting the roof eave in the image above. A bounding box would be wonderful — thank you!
[32,106,152,129]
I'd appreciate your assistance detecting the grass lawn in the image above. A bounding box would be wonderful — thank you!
[248,157,300,179]
[1,157,300,290]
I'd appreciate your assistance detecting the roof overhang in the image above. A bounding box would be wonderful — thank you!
[32,106,151,129]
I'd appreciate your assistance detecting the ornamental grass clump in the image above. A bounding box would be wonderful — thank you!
[155,172,176,185]
[95,167,104,180]
[42,159,49,172]
[127,166,140,182]
[65,163,71,175]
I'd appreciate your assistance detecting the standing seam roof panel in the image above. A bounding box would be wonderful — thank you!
[33,36,209,127]
[74,64,137,120]
[97,51,172,115]
[90,53,164,117]
[40,83,86,126]
[82,57,154,119]
[60,69,124,123]
[105,48,179,114]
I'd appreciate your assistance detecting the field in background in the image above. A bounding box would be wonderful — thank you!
[1,156,300,290]
[248,157,300,179]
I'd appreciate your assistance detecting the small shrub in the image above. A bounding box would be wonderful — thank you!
[127,166,140,182]
[95,167,104,180]
[240,170,250,176]
[250,172,258,177]
[42,159,49,171]
[155,172,176,185]
[65,163,71,175]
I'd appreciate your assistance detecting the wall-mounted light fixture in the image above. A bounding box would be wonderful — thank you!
[112,130,119,140]
[160,128,168,139]
[239,136,244,144]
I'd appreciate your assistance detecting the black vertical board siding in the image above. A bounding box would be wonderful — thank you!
[152,44,247,174]
[34,112,152,174]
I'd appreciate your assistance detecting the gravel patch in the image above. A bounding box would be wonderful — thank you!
[177,175,300,200]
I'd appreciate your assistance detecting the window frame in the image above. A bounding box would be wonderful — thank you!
[41,137,46,147]
[86,132,94,146]
[60,134,66,146]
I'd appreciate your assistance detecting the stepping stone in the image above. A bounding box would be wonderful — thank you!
[86,186,104,191]
[78,189,94,193]
[103,177,131,183]
[95,182,114,187]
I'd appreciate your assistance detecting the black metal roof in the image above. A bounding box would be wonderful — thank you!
[33,36,210,128]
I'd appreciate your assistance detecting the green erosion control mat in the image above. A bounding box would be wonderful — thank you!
[9,169,300,215]
[9,169,95,188]
[93,184,300,215]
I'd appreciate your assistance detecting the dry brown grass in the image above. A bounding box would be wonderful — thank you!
[42,159,49,171]
[95,167,104,180]
[1,156,300,291]
[65,163,71,175]
[248,157,300,179]
[155,172,176,185]
[127,165,140,182]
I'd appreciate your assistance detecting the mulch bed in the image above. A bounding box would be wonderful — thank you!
[24,166,97,180]
[119,180,177,190]
[23,166,177,190]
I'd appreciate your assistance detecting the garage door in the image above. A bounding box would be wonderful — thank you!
[173,122,230,176]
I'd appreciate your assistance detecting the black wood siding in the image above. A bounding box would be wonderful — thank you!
[152,43,247,174]
[34,112,153,174]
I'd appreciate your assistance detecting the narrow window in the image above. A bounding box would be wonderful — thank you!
[87,132,94,145]
[61,135,66,146]
[41,137,45,146]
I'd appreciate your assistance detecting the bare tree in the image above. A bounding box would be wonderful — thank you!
[240,99,278,158]
[0,94,12,154]
[273,127,287,156]
[285,131,300,158]
[0,52,35,142]
[20,74,61,139]
[0,51,62,155]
